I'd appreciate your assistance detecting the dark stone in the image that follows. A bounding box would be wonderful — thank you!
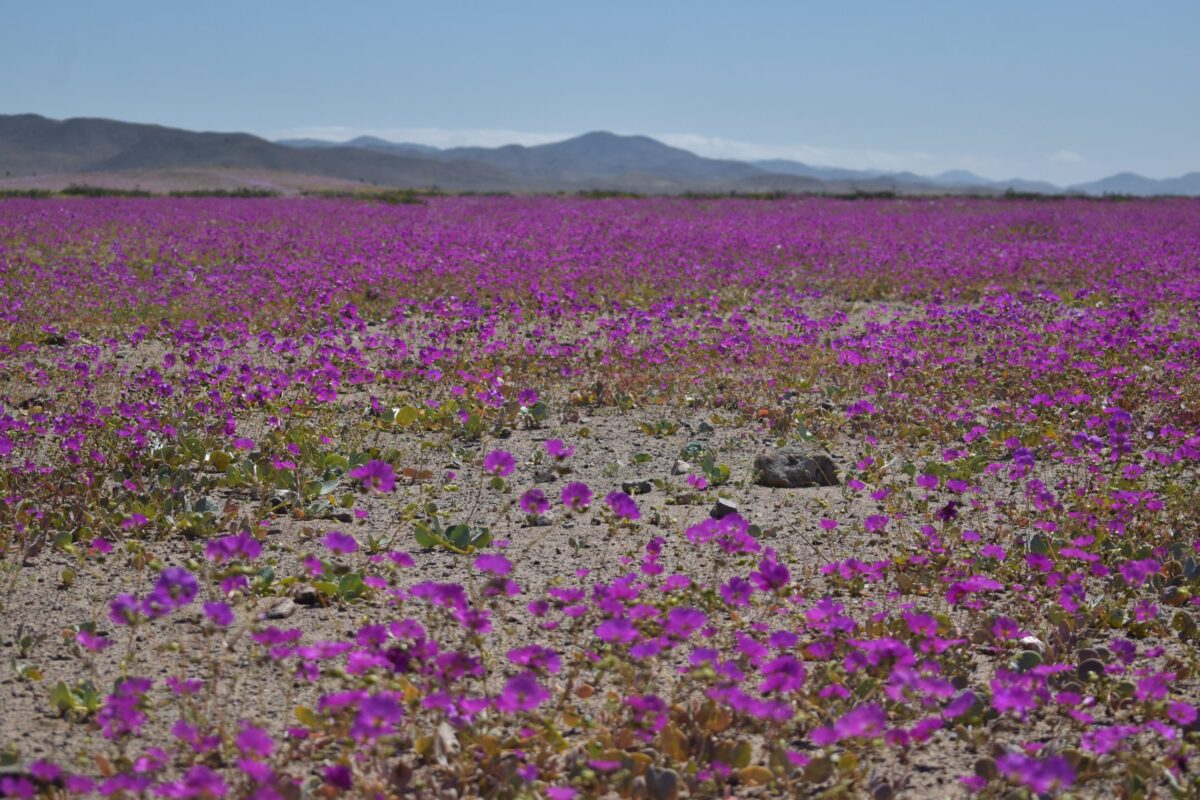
[293,585,322,606]
[621,479,653,495]
[710,498,739,520]
[753,447,838,488]
[533,469,558,483]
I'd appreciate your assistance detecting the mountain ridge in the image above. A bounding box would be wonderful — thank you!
[3,114,1197,196]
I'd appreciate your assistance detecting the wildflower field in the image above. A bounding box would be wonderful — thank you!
[1,195,1199,799]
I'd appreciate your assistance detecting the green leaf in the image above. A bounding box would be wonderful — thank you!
[413,523,439,549]
[338,573,366,600]
[312,580,339,597]
[445,524,473,548]
[394,405,419,425]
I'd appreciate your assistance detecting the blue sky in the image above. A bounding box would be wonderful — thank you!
[2,0,1196,183]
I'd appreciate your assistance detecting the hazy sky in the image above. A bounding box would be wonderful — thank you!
[3,0,1197,183]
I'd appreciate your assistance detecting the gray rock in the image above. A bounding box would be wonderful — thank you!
[753,447,838,488]
[533,469,558,483]
[645,765,680,800]
[621,479,653,495]
[697,421,715,434]
[671,459,693,476]
[710,498,739,520]
[293,585,322,606]
[263,598,297,620]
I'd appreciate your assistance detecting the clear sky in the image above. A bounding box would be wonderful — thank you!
[2,0,1196,184]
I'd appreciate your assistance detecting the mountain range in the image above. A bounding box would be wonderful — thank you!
[2,113,1198,196]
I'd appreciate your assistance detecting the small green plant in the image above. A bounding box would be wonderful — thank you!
[49,679,103,720]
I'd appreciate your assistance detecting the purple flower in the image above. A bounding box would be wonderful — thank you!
[519,488,550,515]
[507,644,562,674]
[76,629,112,651]
[545,439,574,459]
[1169,702,1198,725]
[495,672,549,713]
[720,575,748,606]
[474,553,512,575]
[349,459,395,492]
[204,602,234,626]
[205,531,262,563]
[663,607,706,639]
[141,567,199,618]
[864,514,889,533]
[750,551,790,591]
[483,449,516,477]
[324,764,353,791]
[351,693,404,741]
[997,753,1074,793]
[605,490,640,520]
[561,482,592,512]
[1118,558,1160,587]
[811,704,887,745]
[596,617,638,644]
[236,723,275,757]
[322,530,359,554]
[943,691,977,719]
[759,655,806,693]
[159,765,229,798]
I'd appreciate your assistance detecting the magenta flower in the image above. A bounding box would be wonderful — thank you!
[996,752,1075,793]
[507,644,562,674]
[351,694,404,741]
[1169,702,1198,725]
[519,488,550,515]
[474,553,513,575]
[203,601,234,626]
[141,567,199,618]
[750,551,790,591]
[323,764,353,791]
[605,490,640,520]
[596,617,638,643]
[663,607,707,639]
[349,459,395,492]
[544,439,574,459]
[561,482,592,512]
[495,672,550,712]
[236,723,275,757]
[759,655,806,693]
[810,704,887,745]
[483,449,516,477]
[322,530,359,554]
[720,576,753,606]
[205,531,262,563]
[916,473,939,489]
[76,629,112,651]
[864,514,889,533]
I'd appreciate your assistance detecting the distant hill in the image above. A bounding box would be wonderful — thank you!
[279,136,442,158]
[0,114,519,191]
[431,132,765,184]
[1069,171,1200,197]
[3,113,1198,196]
